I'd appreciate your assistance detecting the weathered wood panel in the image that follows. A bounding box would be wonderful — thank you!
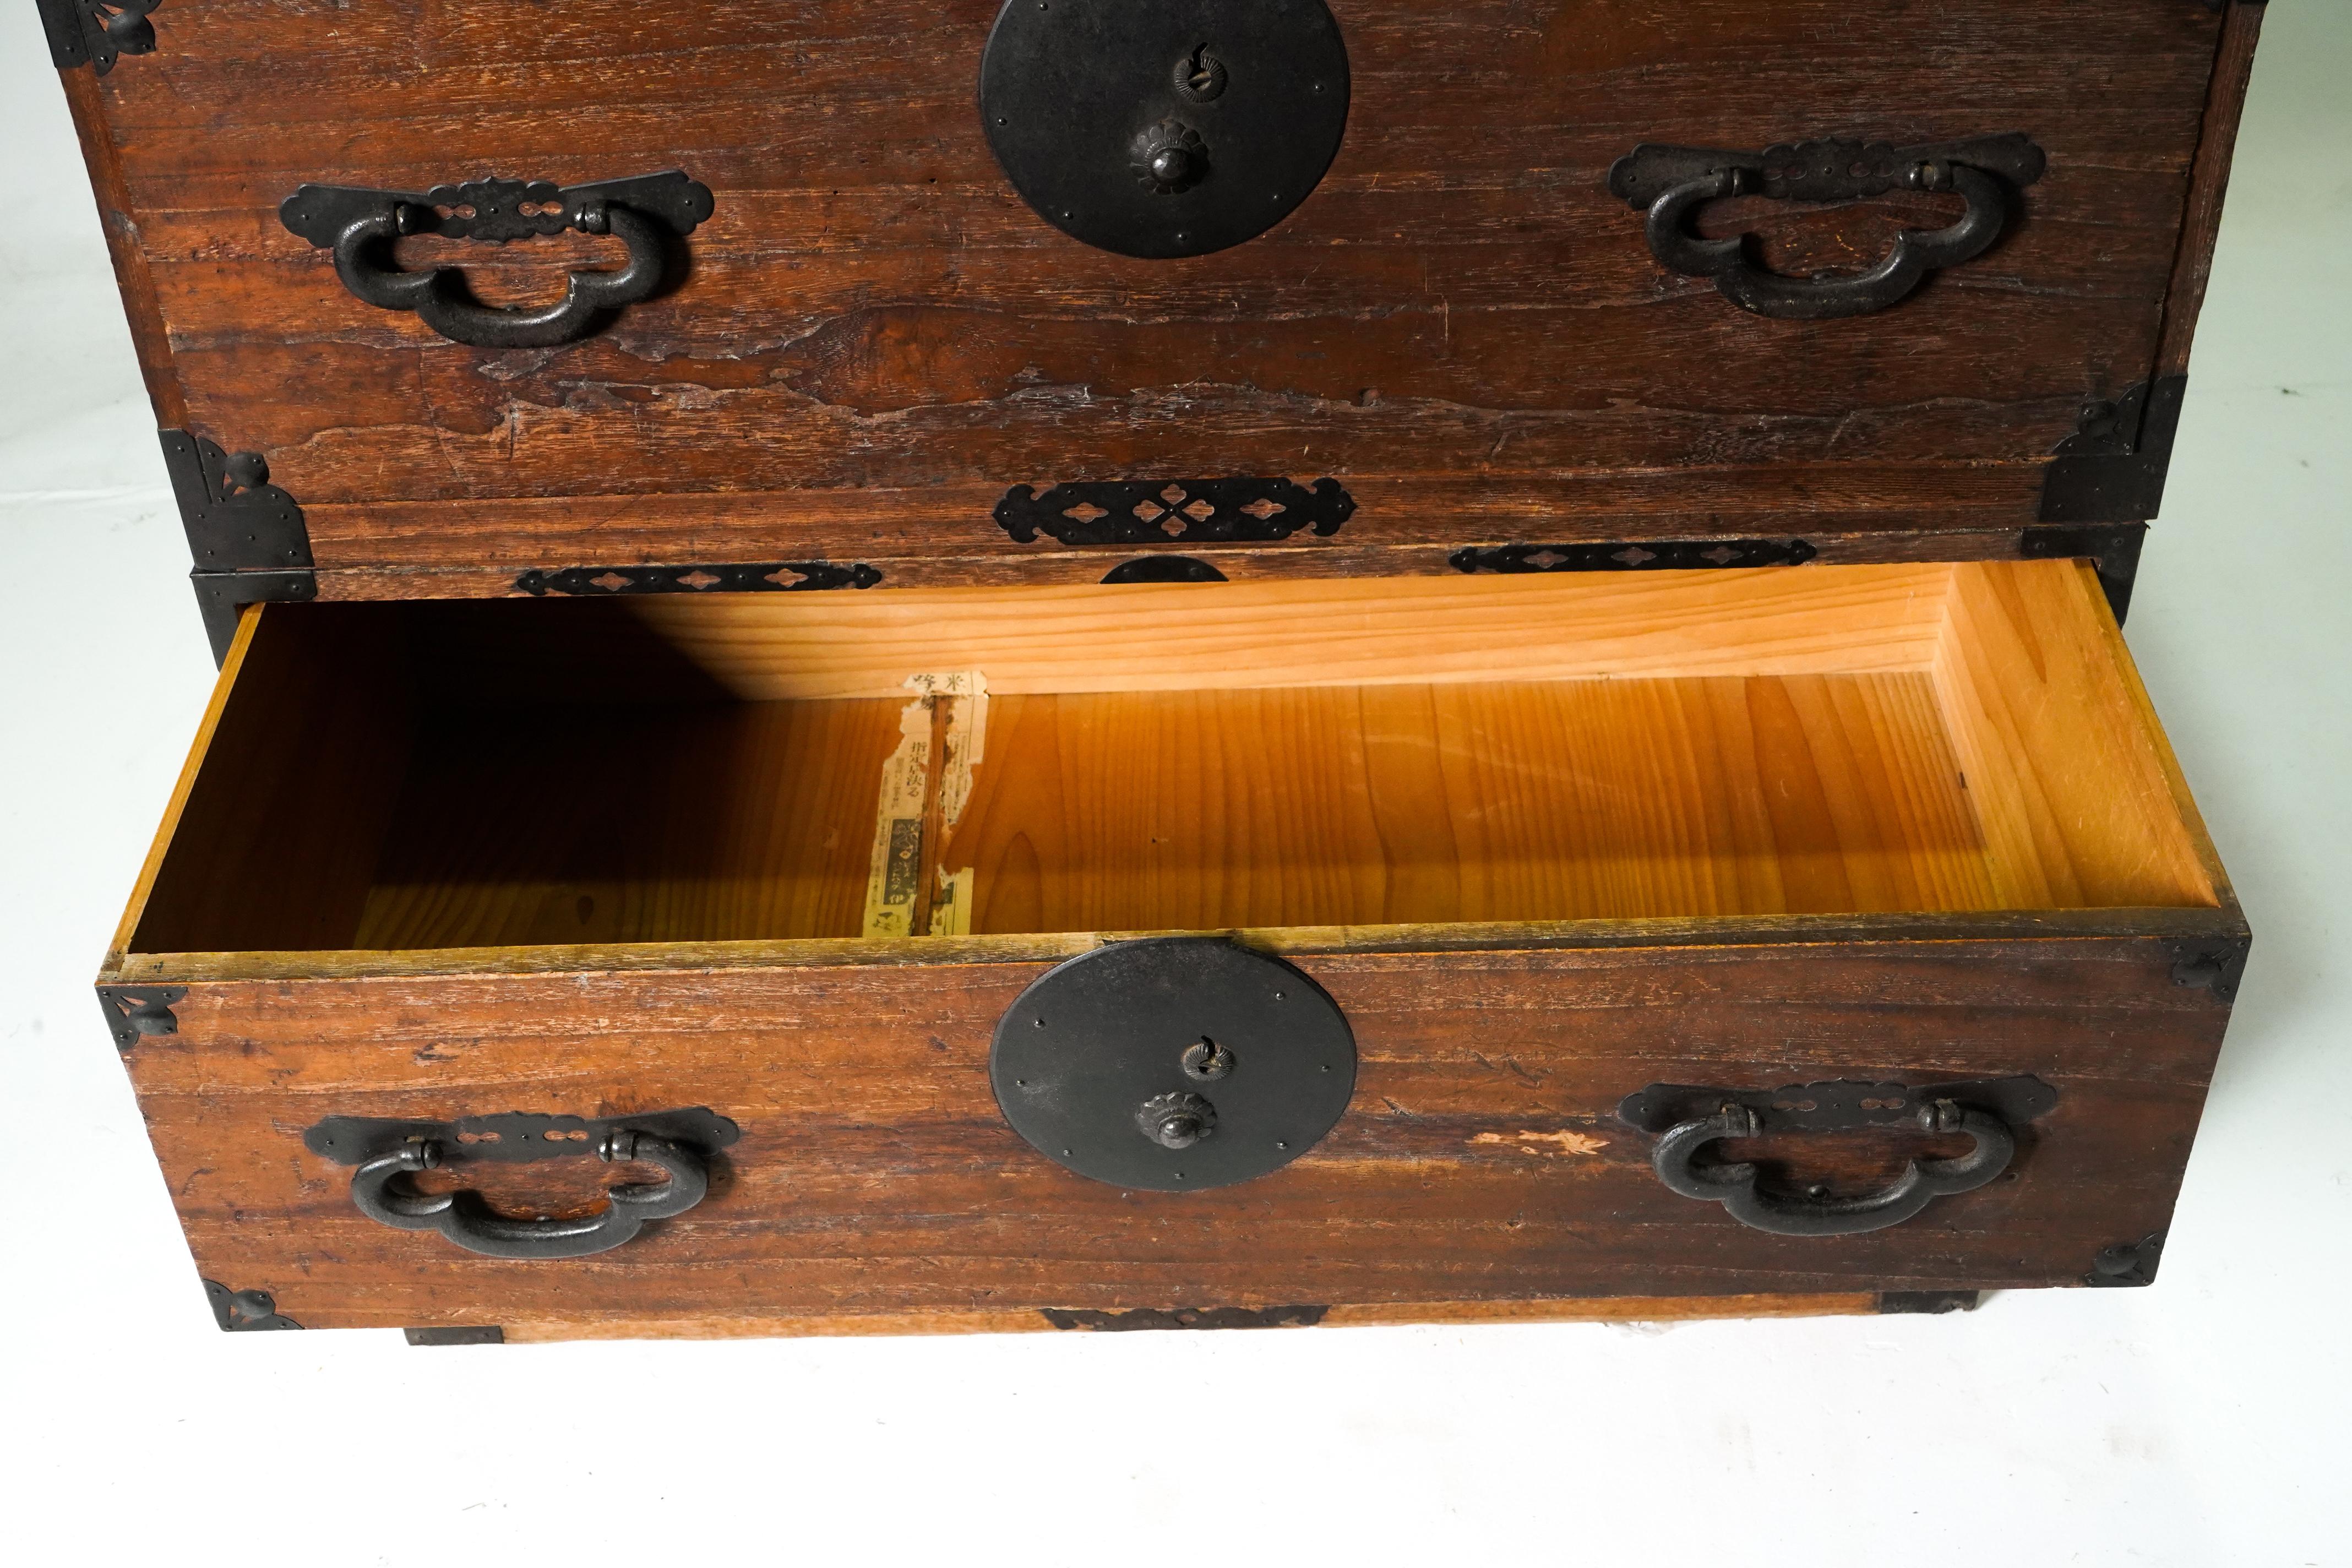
[69,0,2229,573]
[118,934,2237,1336]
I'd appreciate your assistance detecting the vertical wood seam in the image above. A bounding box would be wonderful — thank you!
[2153,3,2267,379]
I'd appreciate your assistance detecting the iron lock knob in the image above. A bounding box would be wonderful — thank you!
[1132,118,1209,196]
[1149,144,1196,186]
[1138,1091,1218,1149]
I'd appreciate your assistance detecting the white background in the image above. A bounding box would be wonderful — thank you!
[3,7,2346,1564]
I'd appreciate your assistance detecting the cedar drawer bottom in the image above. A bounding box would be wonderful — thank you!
[99,561,2244,1340]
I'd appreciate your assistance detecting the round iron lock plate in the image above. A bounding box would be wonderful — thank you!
[977,0,1351,259]
[990,938,1357,1190]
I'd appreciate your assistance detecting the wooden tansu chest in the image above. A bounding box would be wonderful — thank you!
[61,0,2263,1340]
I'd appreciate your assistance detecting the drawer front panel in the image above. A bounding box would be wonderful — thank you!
[119,935,2231,1336]
[79,0,2232,574]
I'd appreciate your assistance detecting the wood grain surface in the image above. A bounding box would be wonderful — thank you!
[1933,558,2214,910]
[296,480,2064,596]
[98,550,2245,1337]
[611,566,1957,700]
[113,935,2237,1335]
[944,675,2003,932]
[352,697,905,948]
[2157,0,2267,378]
[497,1291,1905,1341]
[64,0,2234,579]
[117,562,2215,955]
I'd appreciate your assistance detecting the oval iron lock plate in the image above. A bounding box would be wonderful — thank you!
[990,938,1357,1190]
[978,0,1351,259]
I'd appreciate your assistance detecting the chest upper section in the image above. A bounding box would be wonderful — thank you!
[59,0,2256,583]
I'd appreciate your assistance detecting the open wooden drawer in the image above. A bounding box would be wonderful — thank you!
[98,559,2245,1340]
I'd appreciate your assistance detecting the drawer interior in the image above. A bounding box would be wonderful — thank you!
[118,561,2217,957]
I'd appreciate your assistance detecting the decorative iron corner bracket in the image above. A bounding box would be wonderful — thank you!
[995,477,1355,546]
[2039,377,2189,525]
[96,984,185,1051]
[160,430,311,574]
[1041,1305,1329,1331]
[2170,933,2252,1005]
[280,171,714,349]
[158,428,318,667]
[2087,1232,2165,1287]
[1451,538,1817,575]
[2018,522,2147,626]
[514,560,883,596]
[192,569,317,668]
[205,1280,302,1331]
[39,0,159,75]
[1609,133,2046,319]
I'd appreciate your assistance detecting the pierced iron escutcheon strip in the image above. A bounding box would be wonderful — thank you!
[96,985,186,1051]
[39,0,159,75]
[159,429,312,573]
[205,1281,301,1332]
[995,477,1354,546]
[1450,538,1817,574]
[515,561,883,595]
[1042,1305,1328,1331]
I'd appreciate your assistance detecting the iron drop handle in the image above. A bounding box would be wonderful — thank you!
[331,200,664,349]
[350,1130,707,1260]
[279,171,714,350]
[1651,1098,2013,1237]
[1609,135,2046,320]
